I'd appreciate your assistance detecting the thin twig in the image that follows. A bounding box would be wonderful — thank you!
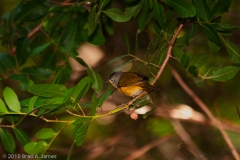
[171,119,208,160]
[170,66,240,160]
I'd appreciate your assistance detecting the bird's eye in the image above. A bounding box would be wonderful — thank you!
[110,79,114,82]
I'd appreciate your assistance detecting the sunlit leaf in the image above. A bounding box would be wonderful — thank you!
[24,141,48,154]
[0,98,8,113]
[3,87,21,112]
[28,96,38,112]
[35,128,56,139]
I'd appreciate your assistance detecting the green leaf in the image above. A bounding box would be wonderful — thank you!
[201,23,222,47]
[8,74,34,90]
[205,66,239,82]
[28,96,38,112]
[21,66,52,81]
[67,141,76,160]
[3,87,21,112]
[107,54,129,65]
[191,53,209,68]
[87,69,103,93]
[222,39,240,63]
[24,141,48,154]
[125,1,143,18]
[0,52,16,72]
[153,0,166,30]
[74,122,90,146]
[138,0,149,31]
[0,128,15,153]
[188,65,198,77]
[103,8,132,22]
[113,59,134,72]
[146,35,164,55]
[217,23,239,31]
[181,52,190,68]
[15,0,48,23]
[81,27,106,46]
[91,90,113,116]
[52,66,71,84]
[172,47,185,61]
[13,128,30,146]
[208,40,220,53]
[0,98,8,113]
[125,34,130,54]
[74,57,89,68]
[35,128,56,139]
[193,0,210,22]
[204,65,222,77]
[163,0,196,18]
[88,6,100,35]
[16,38,31,66]
[30,42,51,56]
[211,0,231,17]
[72,117,93,125]
[28,84,68,98]
[63,87,75,103]
[185,23,198,44]
[73,77,92,105]
[99,0,110,8]
[154,45,168,66]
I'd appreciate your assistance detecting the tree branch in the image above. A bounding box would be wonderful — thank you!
[170,66,240,160]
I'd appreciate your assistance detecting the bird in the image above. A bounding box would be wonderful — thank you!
[107,71,154,97]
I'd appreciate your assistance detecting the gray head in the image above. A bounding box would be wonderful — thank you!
[108,71,123,88]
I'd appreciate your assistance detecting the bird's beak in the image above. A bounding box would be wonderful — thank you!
[105,80,109,83]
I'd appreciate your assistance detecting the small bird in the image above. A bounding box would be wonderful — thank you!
[107,71,154,97]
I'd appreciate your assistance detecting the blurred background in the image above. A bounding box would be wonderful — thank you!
[1,0,240,159]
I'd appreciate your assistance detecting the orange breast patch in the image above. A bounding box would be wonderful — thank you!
[119,86,143,97]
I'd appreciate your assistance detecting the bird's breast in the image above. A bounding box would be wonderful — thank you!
[118,86,143,97]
